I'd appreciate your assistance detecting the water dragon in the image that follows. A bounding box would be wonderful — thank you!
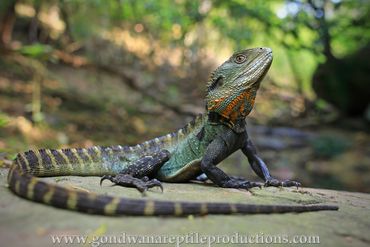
[7,47,338,216]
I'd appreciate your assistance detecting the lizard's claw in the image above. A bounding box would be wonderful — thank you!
[222,179,263,189]
[100,175,113,186]
[265,178,301,188]
[99,174,164,194]
[247,181,263,189]
[145,178,163,193]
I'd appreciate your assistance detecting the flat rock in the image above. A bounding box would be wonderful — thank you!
[0,168,369,247]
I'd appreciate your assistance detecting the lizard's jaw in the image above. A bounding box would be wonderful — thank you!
[235,47,273,90]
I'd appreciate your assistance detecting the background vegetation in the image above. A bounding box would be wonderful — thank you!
[0,0,369,192]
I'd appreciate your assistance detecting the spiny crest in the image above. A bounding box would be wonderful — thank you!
[162,114,204,143]
[125,114,205,154]
[182,114,204,133]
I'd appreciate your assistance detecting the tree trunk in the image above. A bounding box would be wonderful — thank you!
[0,0,18,49]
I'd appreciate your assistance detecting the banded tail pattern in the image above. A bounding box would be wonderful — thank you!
[7,162,338,216]
[13,147,117,177]
[7,145,338,216]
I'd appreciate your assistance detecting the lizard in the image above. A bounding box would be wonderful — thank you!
[7,47,338,216]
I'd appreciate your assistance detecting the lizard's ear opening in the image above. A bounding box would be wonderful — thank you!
[208,76,224,91]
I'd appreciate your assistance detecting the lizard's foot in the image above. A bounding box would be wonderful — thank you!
[100,174,163,194]
[265,178,301,188]
[221,178,263,189]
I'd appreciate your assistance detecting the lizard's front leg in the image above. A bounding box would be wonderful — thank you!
[242,136,301,187]
[200,135,261,189]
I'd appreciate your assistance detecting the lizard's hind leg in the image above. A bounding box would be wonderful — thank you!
[100,150,169,194]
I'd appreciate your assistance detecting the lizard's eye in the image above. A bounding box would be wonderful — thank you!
[234,54,247,64]
[209,76,224,91]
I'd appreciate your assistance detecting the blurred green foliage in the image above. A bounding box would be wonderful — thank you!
[18,43,52,59]
[0,0,368,118]
[62,0,370,52]
[0,112,10,128]
[1,0,368,89]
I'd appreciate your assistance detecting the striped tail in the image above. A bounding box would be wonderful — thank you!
[7,150,339,216]
[13,147,119,177]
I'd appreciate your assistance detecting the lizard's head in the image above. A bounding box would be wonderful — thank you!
[206,47,273,124]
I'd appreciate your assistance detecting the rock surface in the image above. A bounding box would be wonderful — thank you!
[0,168,369,247]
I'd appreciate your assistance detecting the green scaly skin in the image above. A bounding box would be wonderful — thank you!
[7,47,338,216]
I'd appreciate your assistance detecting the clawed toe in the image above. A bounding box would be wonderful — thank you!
[222,179,263,189]
[249,181,264,188]
[100,175,114,186]
[100,174,164,194]
[282,180,301,188]
[265,178,301,188]
[145,178,163,192]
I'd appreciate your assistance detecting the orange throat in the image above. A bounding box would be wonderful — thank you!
[208,88,257,125]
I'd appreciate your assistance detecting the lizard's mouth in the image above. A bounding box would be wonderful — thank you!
[236,51,273,89]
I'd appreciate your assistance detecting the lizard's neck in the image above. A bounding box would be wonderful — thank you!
[206,87,257,133]
[207,112,247,133]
